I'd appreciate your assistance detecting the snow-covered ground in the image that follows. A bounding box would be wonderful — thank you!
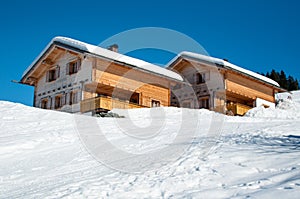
[1,91,300,198]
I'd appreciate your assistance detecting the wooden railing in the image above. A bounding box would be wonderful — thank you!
[227,103,252,116]
[80,96,146,113]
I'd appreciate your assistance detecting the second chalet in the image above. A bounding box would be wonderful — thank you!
[168,52,285,115]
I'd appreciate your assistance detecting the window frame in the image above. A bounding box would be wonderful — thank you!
[195,71,210,84]
[151,99,160,107]
[46,65,60,82]
[69,91,79,105]
[199,97,210,109]
[67,59,81,75]
[54,95,62,109]
[41,98,48,109]
[129,92,140,104]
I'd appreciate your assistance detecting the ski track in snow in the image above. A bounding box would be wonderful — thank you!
[0,92,300,198]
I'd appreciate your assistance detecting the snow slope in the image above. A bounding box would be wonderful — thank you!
[1,92,300,198]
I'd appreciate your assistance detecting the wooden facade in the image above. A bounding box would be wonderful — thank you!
[168,55,285,115]
[20,37,179,115]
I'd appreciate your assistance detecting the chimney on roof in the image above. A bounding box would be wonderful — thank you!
[107,44,119,52]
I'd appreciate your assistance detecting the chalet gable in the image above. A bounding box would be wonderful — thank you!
[167,51,283,90]
[21,37,183,86]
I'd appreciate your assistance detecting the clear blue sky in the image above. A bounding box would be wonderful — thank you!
[1,0,300,106]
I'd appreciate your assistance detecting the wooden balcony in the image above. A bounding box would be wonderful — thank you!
[80,96,146,113]
[226,102,252,116]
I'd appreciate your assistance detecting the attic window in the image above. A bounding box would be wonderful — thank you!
[196,71,209,84]
[196,73,205,84]
[46,66,60,82]
[67,59,81,75]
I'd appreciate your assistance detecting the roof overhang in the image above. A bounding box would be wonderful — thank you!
[20,42,86,85]
[21,37,183,86]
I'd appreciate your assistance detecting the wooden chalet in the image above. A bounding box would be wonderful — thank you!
[168,52,285,115]
[20,37,183,115]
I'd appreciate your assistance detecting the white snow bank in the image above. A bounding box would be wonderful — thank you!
[22,37,183,81]
[245,103,299,119]
[291,90,300,102]
[1,100,300,198]
[168,51,280,87]
[245,91,300,119]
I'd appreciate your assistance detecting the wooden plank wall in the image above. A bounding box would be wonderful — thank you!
[85,59,171,107]
[83,90,97,100]
[225,71,275,102]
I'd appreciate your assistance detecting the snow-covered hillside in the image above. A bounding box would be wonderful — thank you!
[1,92,300,198]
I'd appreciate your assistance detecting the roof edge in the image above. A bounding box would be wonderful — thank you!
[167,51,281,88]
[21,36,183,82]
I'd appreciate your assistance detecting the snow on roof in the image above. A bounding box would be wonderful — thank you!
[22,37,183,81]
[167,51,280,87]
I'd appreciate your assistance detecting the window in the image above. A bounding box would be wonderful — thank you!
[41,99,48,109]
[67,59,81,75]
[55,95,62,109]
[196,73,205,84]
[130,92,139,104]
[48,69,56,82]
[69,91,79,105]
[151,100,160,107]
[47,66,60,82]
[200,98,209,109]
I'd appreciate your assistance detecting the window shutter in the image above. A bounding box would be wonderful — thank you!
[69,92,73,105]
[61,95,64,106]
[65,93,68,106]
[66,63,69,75]
[59,96,62,107]
[50,97,53,109]
[75,92,78,103]
[77,59,81,71]
[56,66,60,79]
[46,71,49,82]
[61,94,65,106]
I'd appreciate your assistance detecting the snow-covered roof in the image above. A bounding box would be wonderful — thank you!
[167,51,280,87]
[22,37,183,81]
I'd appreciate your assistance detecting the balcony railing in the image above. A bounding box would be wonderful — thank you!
[80,96,146,113]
